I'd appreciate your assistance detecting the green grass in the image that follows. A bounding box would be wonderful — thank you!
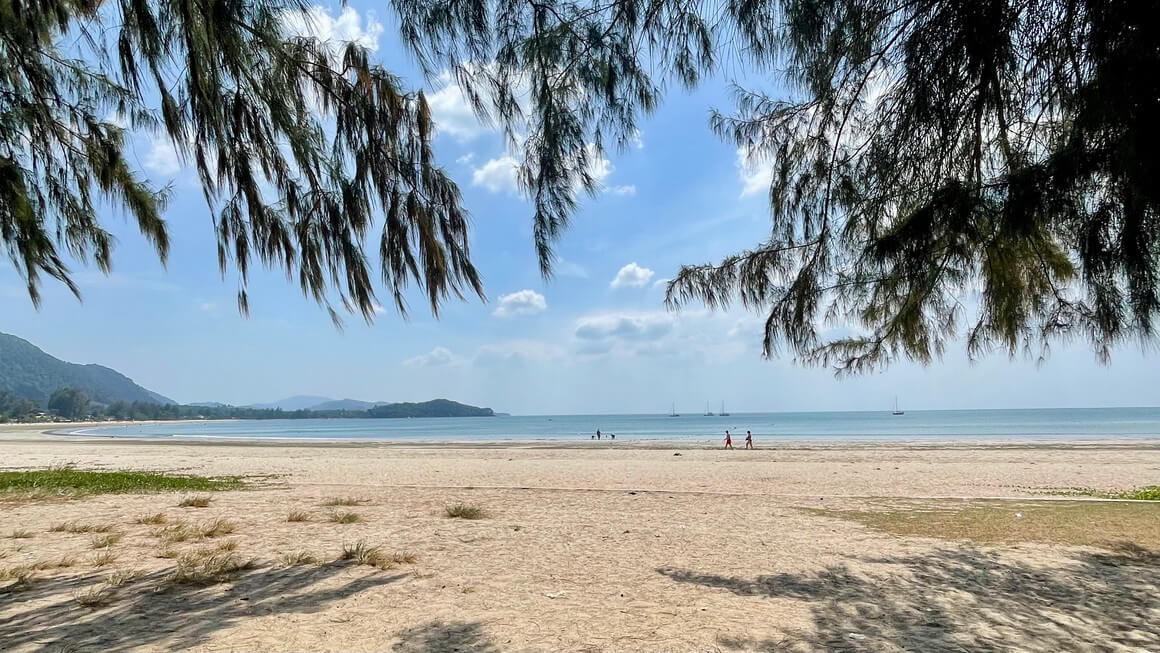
[0,468,243,498]
[444,503,488,520]
[1064,485,1160,501]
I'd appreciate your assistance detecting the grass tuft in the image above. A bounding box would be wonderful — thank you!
[169,551,253,585]
[328,511,363,524]
[134,513,167,525]
[73,586,117,608]
[197,518,236,538]
[49,521,115,534]
[152,523,192,544]
[278,550,319,567]
[322,497,366,507]
[1,565,35,585]
[31,555,77,570]
[104,568,142,587]
[338,540,417,570]
[178,495,212,508]
[90,533,123,549]
[6,529,33,539]
[0,469,243,498]
[286,510,311,522]
[90,549,118,567]
[444,503,488,520]
[155,547,179,559]
[214,539,238,552]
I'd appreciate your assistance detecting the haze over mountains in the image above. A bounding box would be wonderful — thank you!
[1,332,495,417]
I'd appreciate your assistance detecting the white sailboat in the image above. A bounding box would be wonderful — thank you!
[703,401,715,416]
[719,401,730,417]
[668,402,679,417]
[892,396,905,416]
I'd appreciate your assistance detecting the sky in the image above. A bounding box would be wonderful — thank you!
[2,2,1157,414]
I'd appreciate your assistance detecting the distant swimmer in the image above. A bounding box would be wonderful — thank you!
[745,430,753,449]
[724,430,733,450]
[610,433,615,440]
[596,429,601,440]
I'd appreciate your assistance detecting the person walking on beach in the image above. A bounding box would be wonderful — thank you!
[724,430,733,450]
[745,430,753,449]
[596,429,601,440]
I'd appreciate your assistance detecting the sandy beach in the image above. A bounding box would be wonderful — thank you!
[2,426,1158,652]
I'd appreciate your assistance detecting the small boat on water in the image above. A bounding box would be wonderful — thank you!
[703,401,715,417]
[892,396,905,416]
[719,401,730,417]
[668,403,680,417]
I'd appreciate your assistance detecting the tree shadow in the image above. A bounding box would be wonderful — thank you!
[659,544,1160,652]
[390,620,501,653]
[1,562,405,651]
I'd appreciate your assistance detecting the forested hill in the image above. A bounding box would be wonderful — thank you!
[0,333,174,405]
[366,399,493,418]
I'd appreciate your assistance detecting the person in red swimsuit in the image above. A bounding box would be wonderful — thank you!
[724,430,733,450]
[745,430,753,449]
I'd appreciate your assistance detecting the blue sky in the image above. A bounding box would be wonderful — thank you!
[2,3,1156,414]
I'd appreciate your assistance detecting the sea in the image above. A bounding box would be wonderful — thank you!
[59,407,1160,443]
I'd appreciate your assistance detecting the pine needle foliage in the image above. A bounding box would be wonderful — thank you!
[1,0,482,319]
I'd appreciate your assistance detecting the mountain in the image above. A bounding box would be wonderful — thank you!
[308,399,386,411]
[366,399,494,418]
[0,332,174,405]
[246,395,335,411]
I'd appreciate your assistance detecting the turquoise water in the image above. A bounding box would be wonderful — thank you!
[64,407,1160,442]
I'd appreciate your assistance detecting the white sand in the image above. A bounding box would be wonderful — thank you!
[2,429,1158,652]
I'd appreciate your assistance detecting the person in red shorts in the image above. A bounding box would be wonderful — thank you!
[724,430,733,450]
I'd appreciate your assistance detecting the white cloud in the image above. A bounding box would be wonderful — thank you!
[403,346,461,367]
[472,155,520,194]
[197,301,215,312]
[585,143,612,186]
[737,146,774,198]
[456,152,476,165]
[143,135,182,176]
[610,262,655,288]
[282,6,383,52]
[609,185,636,196]
[427,74,490,142]
[371,303,386,314]
[473,340,565,368]
[632,129,644,149]
[493,289,547,318]
[555,259,589,279]
[575,313,675,342]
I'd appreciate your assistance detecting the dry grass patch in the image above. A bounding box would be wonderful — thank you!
[809,499,1160,549]
[169,551,254,585]
[152,522,193,544]
[444,503,488,520]
[1,565,36,584]
[104,568,142,587]
[286,510,311,522]
[328,511,363,524]
[278,551,319,567]
[6,529,33,539]
[155,547,179,559]
[90,533,123,549]
[134,513,167,525]
[31,555,77,570]
[177,495,212,508]
[338,540,417,570]
[90,549,118,567]
[321,497,367,507]
[49,521,114,534]
[197,518,236,538]
[214,539,238,552]
[73,586,117,608]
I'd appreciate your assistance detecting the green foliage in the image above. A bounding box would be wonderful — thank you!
[96,398,493,421]
[47,387,89,419]
[1,0,480,321]
[0,468,244,497]
[0,390,37,421]
[0,333,172,405]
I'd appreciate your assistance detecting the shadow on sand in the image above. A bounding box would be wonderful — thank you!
[1,562,406,651]
[659,544,1160,652]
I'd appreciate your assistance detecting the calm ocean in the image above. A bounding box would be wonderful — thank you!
[64,407,1160,442]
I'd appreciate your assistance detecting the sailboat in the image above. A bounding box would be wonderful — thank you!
[703,401,715,417]
[719,401,730,417]
[668,403,680,418]
[892,396,905,416]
